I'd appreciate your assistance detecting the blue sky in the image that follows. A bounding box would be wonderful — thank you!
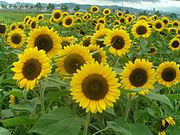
[1,0,180,12]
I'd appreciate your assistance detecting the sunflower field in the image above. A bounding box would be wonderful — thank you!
[0,5,180,135]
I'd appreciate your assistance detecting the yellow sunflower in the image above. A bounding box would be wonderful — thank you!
[104,29,131,56]
[137,15,149,22]
[27,26,61,58]
[10,23,17,31]
[88,45,107,64]
[169,37,180,51]
[177,27,180,35]
[153,20,165,32]
[162,16,169,26]
[75,11,83,17]
[0,23,7,36]
[61,36,76,48]
[70,62,120,113]
[116,11,124,18]
[172,20,179,27]
[125,15,134,24]
[18,22,25,30]
[55,45,94,75]
[30,18,38,30]
[121,59,155,89]
[36,14,44,21]
[103,8,111,16]
[7,29,26,49]
[52,9,63,22]
[90,6,100,13]
[91,28,110,48]
[157,116,175,135]
[119,17,126,24]
[97,17,106,24]
[62,15,74,28]
[11,47,51,90]
[131,20,151,38]
[156,61,180,87]
[95,23,105,31]
[114,20,121,26]
[62,12,69,17]
[80,35,92,47]
[23,16,31,25]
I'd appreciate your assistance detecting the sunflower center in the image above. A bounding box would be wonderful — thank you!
[172,40,179,48]
[64,53,85,74]
[163,19,168,24]
[129,68,148,87]
[96,35,105,47]
[31,21,36,29]
[92,7,98,12]
[18,25,24,30]
[104,10,109,14]
[11,25,16,30]
[82,74,108,100]
[65,18,72,25]
[162,67,176,82]
[111,36,125,50]
[54,12,61,19]
[22,59,42,80]
[120,18,125,23]
[136,25,147,35]
[157,120,169,132]
[35,34,53,53]
[128,17,132,22]
[0,25,6,34]
[173,22,178,26]
[99,19,105,24]
[118,13,122,16]
[11,33,22,44]
[83,39,91,47]
[155,23,162,29]
[91,51,101,63]
[148,48,156,54]
[38,16,43,20]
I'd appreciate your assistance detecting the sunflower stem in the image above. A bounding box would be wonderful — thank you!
[39,82,45,114]
[83,112,91,135]
[124,95,132,122]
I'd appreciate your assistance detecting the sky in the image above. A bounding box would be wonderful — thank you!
[1,0,180,11]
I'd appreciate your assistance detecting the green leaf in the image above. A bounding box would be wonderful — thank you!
[9,89,23,98]
[29,106,81,135]
[0,127,11,135]
[1,116,36,127]
[47,90,70,101]
[146,92,174,110]
[12,97,40,112]
[134,110,149,123]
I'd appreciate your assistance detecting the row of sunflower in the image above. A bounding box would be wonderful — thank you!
[0,5,180,135]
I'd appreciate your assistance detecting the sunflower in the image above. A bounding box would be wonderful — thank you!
[172,20,179,27]
[55,45,94,75]
[23,16,31,25]
[80,35,91,47]
[169,37,180,51]
[88,45,107,64]
[61,36,76,48]
[90,6,100,13]
[9,95,15,105]
[36,14,44,21]
[121,59,155,89]
[162,16,169,26]
[116,11,124,18]
[18,22,25,30]
[114,20,121,26]
[91,28,110,48]
[11,47,51,90]
[0,23,7,35]
[95,23,105,31]
[168,27,176,34]
[62,15,74,28]
[52,10,63,22]
[103,8,111,16]
[153,20,165,32]
[7,28,26,49]
[62,12,69,17]
[157,116,175,135]
[97,18,106,24]
[70,62,120,113]
[177,27,180,35]
[125,15,134,24]
[75,17,83,24]
[131,20,151,38]
[156,61,180,87]
[119,17,126,24]
[75,11,83,17]
[137,15,149,22]
[30,18,38,30]
[10,23,17,31]
[27,26,61,58]
[104,29,131,56]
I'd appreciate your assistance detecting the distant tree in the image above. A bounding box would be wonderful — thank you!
[139,10,147,16]
[155,10,161,17]
[9,4,13,8]
[30,5,34,9]
[125,10,129,14]
[74,5,80,12]
[61,4,68,11]
[169,13,177,19]
[19,4,24,9]
[25,4,29,9]
[47,3,54,11]
[1,4,7,9]
[13,4,17,9]
[35,2,42,10]
[118,7,122,11]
